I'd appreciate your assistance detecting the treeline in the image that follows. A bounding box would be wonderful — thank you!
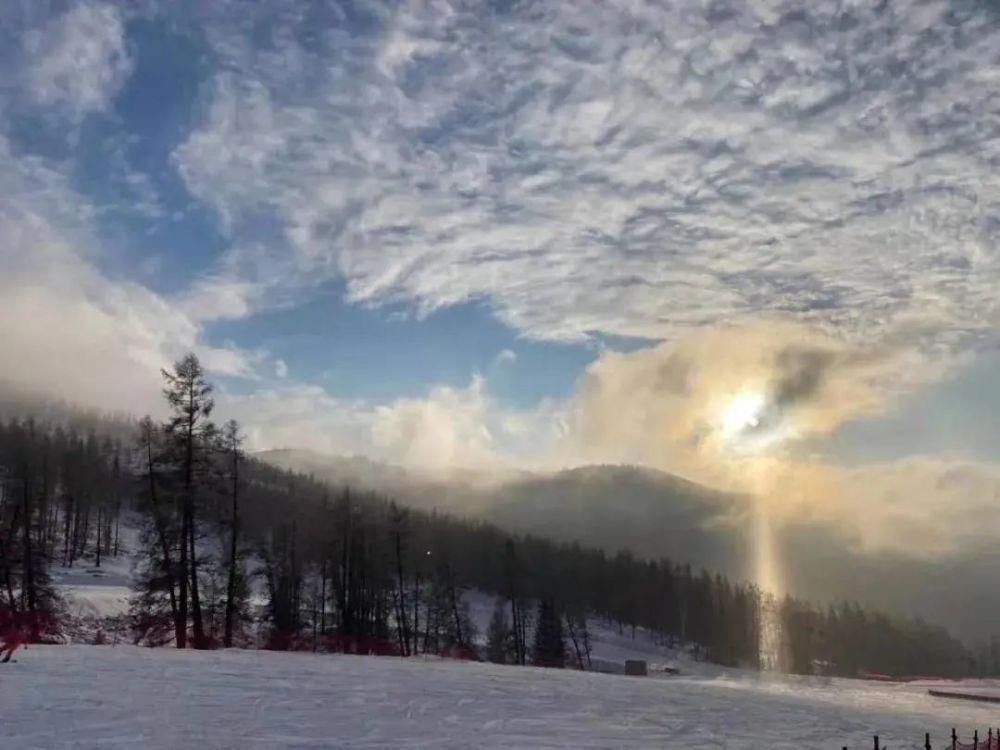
[0,355,979,677]
[0,417,127,639]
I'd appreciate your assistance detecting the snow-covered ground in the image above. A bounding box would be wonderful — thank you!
[34,541,998,748]
[4,644,1000,749]
[50,556,132,621]
[463,590,689,673]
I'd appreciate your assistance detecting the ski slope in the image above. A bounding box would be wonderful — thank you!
[3,644,999,749]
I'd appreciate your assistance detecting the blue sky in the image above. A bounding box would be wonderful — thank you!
[3,0,1000,551]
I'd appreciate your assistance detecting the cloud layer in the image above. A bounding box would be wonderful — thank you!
[2,1,1000,562]
[174,0,1000,357]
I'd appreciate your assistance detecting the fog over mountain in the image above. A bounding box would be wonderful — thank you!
[260,448,999,645]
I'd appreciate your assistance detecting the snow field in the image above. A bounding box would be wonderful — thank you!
[4,644,1000,749]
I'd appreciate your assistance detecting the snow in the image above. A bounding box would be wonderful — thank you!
[50,558,132,620]
[35,537,999,748]
[464,590,688,674]
[3,645,1000,749]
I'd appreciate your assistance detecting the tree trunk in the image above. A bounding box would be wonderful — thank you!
[62,496,72,567]
[565,616,584,670]
[412,567,421,655]
[223,447,240,649]
[78,506,89,563]
[2,502,20,611]
[21,463,38,636]
[184,385,205,648]
[187,503,204,646]
[113,504,121,557]
[448,570,465,647]
[177,506,189,649]
[319,558,327,637]
[393,529,410,657]
[95,506,102,568]
[144,438,178,634]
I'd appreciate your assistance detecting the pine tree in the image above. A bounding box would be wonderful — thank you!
[532,599,566,668]
[486,598,513,664]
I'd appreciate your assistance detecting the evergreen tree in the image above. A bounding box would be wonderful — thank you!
[486,598,513,664]
[532,599,566,668]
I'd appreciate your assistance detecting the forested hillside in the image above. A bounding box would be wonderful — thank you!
[0,356,981,677]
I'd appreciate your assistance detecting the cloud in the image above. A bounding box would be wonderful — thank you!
[223,375,563,474]
[172,0,1000,365]
[178,274,263,324]
[218,319,1000,558]
[21,2,132,122]
[495,349,517,366]
[0,134,266,413]
[3,0,1000,565]
[561,322,900,472]
[220,385,372,459]
[545,320,1000,556]
[835,457,1000,556]
[0,230,264,412]
[166,0,1000,559]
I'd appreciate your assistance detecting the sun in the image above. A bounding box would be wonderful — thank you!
[720,390,767,441]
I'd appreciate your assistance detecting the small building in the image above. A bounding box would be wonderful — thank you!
[624,659,648,677]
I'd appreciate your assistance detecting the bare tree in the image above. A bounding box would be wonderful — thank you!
[222,419,244,648]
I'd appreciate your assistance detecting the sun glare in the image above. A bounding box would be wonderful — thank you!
[720,390,766,440]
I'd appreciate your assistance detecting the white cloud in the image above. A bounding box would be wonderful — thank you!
[370,376,504,471]
[0,135,266,413]
[172,0,1000,369]
[3,0,1000,563]
[217,322,1000,558]
[178,274,262,324]
[223,375,562,473]
[21,2,132,121]
[495,349,517,365]
[0,224,240,413]
[220,385,372,459]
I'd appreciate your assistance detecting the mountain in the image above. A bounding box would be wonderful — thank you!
[255,449,1000,646]
[256,449,753,577]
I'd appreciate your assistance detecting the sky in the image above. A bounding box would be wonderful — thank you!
[2,0,1000,556]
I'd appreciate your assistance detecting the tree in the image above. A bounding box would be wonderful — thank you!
[486,598,514,664]
[262,519,303,650]
[0,393,981,678]
[504,539,527,665]
[221,420,246,648]
[390,503,411,656]
[564,612,592,670]
[532,599,566,668]
[130,416,180,646]
[161,353,216,648]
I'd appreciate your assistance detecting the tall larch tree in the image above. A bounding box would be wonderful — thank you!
[162,353,216,648]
